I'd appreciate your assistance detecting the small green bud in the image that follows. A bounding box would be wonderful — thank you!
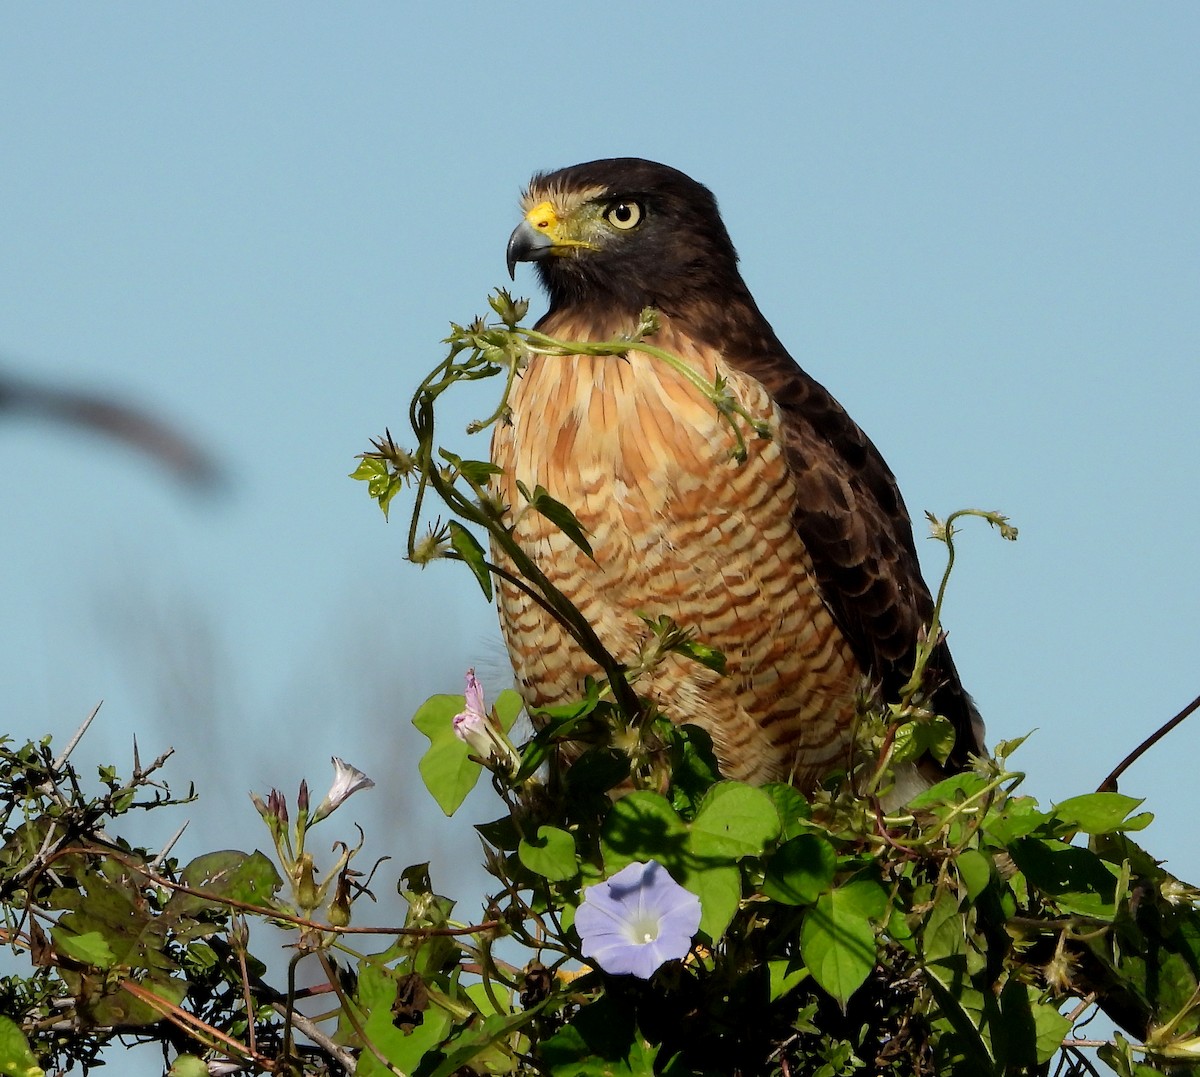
[487,289,530,327]
[295,853,319,912]
[327,872,352,928]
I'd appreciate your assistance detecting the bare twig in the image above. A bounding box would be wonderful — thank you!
[120,980,263,1068]
[269,999,357,1074]
[1065,993,1097,1024]
[1098,690,1200,793]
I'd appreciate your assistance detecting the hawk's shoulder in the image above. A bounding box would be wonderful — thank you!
[727,337,981,764]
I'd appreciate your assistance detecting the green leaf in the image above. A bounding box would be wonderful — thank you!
[53,930,116,969]
[907,770,991,810]
[680,862,741,941]
[799,887,878,1006]
[519,826,579,882]
[431,1006,539,1077]
[887,905,917,955]
[840,874,889,919]
[476,814,521,851]
[354,962,452,1077]
[956,848,994,901]
[1051,792,1152,835]
[984,795,1050,844]
[167,1057,209,1077]
[891,714,957,766]
[438,447,503,486]
[516,480,594,558]
[448,521,493,601]
[920,889,968,966]
[517,686,603,781]
[168,849,283,916]
[688,782,781,860]
[493,688,523,733]
[761,782,811,841]
[670,638,726,674]
[0,1016,45,1077]
[600,792,688,871]
[349,457,384,482]
[1145,951,1200,1032]
[1099,1034,1165,1077]
[86,974,188,1028]
[1009,837,1119,919]
[767,958,810,1001]
[47,857,192,1027]
[925,975,997,1073]
[763,835,837,906]
[540,996,642,1076]
[413,693,482,816]
[350,456,403,517]
[463,980,512,1018]
[1030,993,1073,1064]
[668,724,722,815]
[992,731,1033,759]
[529,680,601,724]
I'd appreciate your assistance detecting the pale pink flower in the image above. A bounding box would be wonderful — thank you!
[310,757,375,823]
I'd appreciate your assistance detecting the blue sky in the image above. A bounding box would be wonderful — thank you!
[1,2,1198,1059]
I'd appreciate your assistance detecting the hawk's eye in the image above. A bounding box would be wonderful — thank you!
[604,200,644,230]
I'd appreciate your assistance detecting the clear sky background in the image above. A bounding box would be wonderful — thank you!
[2,5,1197,1069]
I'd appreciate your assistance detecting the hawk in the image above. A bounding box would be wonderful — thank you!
[493,158,982,790]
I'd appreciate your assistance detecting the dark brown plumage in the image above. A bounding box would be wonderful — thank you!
[494,157,982,789]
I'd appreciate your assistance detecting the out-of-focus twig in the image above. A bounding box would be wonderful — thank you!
[0,364,223,488]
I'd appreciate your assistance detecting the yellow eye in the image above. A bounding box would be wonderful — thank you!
[604,200,644,230]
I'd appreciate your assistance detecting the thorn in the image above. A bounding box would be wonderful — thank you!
[53,701,103,770]
[151,819,190,868]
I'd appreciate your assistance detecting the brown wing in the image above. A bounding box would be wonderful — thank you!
[731,341,983,769]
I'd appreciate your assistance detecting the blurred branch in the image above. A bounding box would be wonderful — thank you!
[0,363,223,488]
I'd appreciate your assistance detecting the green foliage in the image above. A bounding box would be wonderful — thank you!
[353,294,1200,1077]
[0,1016,45,1077]
[4,293,1200,1075]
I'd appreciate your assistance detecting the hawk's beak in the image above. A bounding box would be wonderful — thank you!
[506,216,555,279]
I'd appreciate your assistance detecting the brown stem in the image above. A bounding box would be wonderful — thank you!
[1097,690,1200,793]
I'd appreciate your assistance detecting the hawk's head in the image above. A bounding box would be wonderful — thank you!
[507,158,743,316]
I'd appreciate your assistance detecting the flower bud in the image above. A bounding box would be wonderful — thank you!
[327,872,353,928]
[295,853,319,913]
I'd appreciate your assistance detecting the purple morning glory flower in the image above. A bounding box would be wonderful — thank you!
[575,860,702,979]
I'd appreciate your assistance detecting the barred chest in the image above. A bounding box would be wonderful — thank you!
[489,314,863,787]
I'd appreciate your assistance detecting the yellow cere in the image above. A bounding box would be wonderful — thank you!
[524,200,560,235]
[523,199,599,255]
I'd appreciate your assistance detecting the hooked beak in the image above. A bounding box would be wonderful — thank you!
[506,217,554,279]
